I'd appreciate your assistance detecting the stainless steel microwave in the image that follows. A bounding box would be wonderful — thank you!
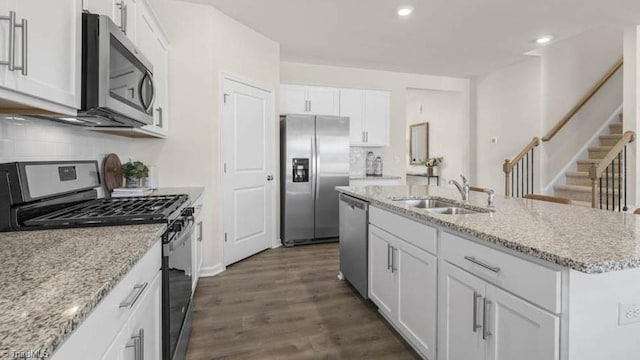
[77,13,155,127]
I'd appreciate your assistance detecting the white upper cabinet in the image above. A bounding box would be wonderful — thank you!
[306,86,339,115]
[280,84,307,114]
[339,88,390,147]
[0,0,81,113]
[362,90,389,146]
[86,0,136,42]
[280,84,340,116]
[339,88,365,145]
[135,0,168,136]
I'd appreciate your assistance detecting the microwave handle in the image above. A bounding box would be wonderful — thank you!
[140,70,156,113]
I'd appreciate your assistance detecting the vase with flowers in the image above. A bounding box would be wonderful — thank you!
[421,157,443,176]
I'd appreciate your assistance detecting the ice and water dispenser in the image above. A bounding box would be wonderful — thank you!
[292,158,309,182]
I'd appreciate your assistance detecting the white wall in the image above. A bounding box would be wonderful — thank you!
[405,89,466,184]
[539,25,624,187]
[281,62,471,185]
[133,0,280,269]
[475,57,541,192]
[623,26,640,207]
[473,25,624,194]
[0,116,132,181]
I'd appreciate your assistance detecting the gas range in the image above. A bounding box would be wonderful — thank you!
[0,160,188,232]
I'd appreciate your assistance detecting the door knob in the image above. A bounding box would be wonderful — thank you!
[267,175,274,181]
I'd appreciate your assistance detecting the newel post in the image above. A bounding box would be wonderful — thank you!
[503,160,511,197]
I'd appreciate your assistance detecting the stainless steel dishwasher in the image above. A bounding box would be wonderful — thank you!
[339,193,369,299]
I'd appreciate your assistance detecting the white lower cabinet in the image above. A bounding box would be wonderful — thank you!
[191,195,204,292]
[438,260,559,360]
[485,284,559,360]
[369,225,437,359]
[51,242,162,360]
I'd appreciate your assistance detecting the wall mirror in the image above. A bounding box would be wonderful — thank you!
[409,122,429,165]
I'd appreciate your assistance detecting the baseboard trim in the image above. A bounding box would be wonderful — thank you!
[200,264,225,277]
[272,239,282,249]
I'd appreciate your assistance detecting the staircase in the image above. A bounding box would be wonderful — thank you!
[553,114,623,207]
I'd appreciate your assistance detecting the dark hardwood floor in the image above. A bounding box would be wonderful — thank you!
[185,243,420,359]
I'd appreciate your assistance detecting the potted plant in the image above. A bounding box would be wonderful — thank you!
[422,157,443,176]
[121,161,149,188]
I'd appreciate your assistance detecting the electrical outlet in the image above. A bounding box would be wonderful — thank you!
[490,137,498,145]
[619,302,640,325]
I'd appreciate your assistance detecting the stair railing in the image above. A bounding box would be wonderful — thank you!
[503,137,540,197]
[588,131,635,210]
[542,58,623,142]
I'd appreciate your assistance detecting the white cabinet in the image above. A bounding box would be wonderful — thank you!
[438,260,487,360]
[0,0,81,113]
[363,90,389,146]
[135,0,168,137]
[369,226,397,317]
[280,84,340,116]
[369,225,437,359]
[85,0,136,42]
[51,242,162,360]
[339,88,390,146]
[438,261,560,360]
[486,284,559,360]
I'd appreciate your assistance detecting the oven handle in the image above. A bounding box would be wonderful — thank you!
[167,220,195,251]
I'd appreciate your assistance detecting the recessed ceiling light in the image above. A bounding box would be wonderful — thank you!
[397,6,414,17]
[536,36,553,44]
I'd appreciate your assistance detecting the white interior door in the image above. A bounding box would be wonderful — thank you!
[222,78,274,266]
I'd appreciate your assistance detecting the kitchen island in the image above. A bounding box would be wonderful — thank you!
[336,185,640,360]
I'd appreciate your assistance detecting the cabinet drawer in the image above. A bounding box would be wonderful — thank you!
[440,232,561,313]
[370,206,437,255]
[51,241,162,360]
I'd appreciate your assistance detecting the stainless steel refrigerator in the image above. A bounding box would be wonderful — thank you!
[280,114,350,247]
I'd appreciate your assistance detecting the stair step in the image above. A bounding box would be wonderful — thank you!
[566,171,621,187]
[577,159,624,172]
[588,146,614,159]
[609,122,623,134]
[599,134,623,146]
[554,184,620,203]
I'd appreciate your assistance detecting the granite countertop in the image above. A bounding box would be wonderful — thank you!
[0,224,166,359]
[0,186,205,359]
[349,175,402,180]
[336,185,640,274]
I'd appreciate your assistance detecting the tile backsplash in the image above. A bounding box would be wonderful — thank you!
[0,116,133,165]
[350,147,384,177]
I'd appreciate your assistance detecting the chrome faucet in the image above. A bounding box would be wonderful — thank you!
[449,175,470,203]
[482,188,496,208]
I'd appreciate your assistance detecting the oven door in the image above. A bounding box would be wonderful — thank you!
[94,14,155,126]
[162,221,194,360]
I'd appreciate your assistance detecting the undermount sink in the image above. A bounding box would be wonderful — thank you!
[392,198,487,215]
[424,207,480,215]
[394,199,455,209]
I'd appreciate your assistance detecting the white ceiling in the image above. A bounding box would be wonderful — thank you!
[187,0,640,77]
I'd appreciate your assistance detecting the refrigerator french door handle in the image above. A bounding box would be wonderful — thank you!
[314,136,320,201]
[311,136,317,202]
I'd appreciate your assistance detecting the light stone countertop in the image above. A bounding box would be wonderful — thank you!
[336,185,640,274]
[349,175,402,180]
[0,186,204,359]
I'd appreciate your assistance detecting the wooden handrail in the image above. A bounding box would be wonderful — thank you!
[542,58,623,142]
[503,137,540,196]
[503,137,540,173]
[588,130,635,208]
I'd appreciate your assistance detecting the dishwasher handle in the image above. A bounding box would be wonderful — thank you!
[340,194,368,211]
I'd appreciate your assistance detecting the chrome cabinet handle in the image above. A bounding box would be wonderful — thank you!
[365,132,368,143]
[0,11,15,71]
[387,244,392,270]
[464,256,501,273]
[197,221,203,242]
[362,132,365,143]
[119,282,148,308]
[472,292,482,333]
[155,107,163,127]
[117,1,127,34]
[14,17,26,76]
[391,247,397,273]
[308,100,312,112]
[126,328,144,360]
[482,298,492,340]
